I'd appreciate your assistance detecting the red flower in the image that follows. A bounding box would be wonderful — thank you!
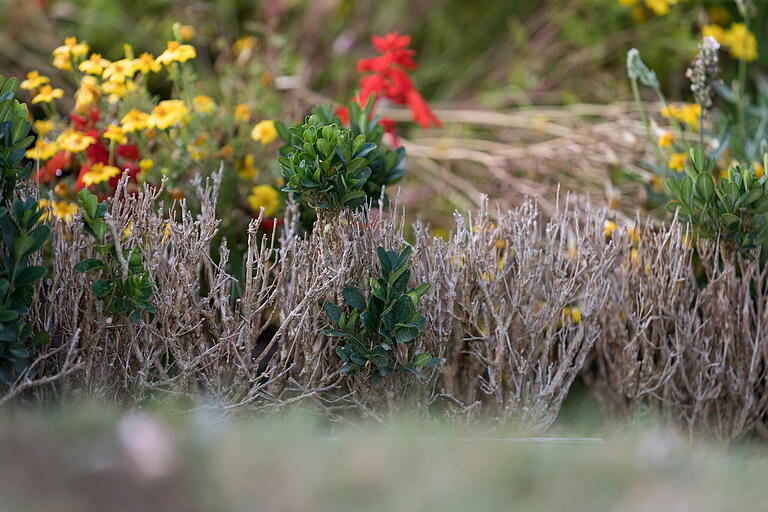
[406,89,441,129]
[258,217,283,233]
[75,163,90,192]
[379,118,400,147]
[70,107,100,131]
[335,106,350,125]
[86,137,110,166]
[108,162,140,190]
[116,144,140,161]
[352,33,440,130]
[35,151,72,183]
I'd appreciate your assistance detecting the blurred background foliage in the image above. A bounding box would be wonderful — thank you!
[3,0,768,231]
[1,0,707,106]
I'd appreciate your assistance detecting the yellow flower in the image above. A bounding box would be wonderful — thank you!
[52,54,71,71]
[103,59,135,82]
[103,124,127,144]
[25,140,58,160]
[661,103,701,130]
[102,79,137,103]
[432,227,450,240]
[658,130,674,148]
[82,163,121,187]
[247,185,281,216]
[180,25,196,41]
[74,76,101,114]
[120,109,150,132]
[702,24,727,45]
[132,52,162,75]
[156,41,196,65]
[79,53,110,75]
[251,120,278,144]
[644,0,677,16]
[53,37,89,60]
[39,199,78,223]
[56,129,96,153]
[570,307,581,324]
[148,100,189,130]
[32,85,64,104]
[34,119,54,138]
[755,162,764,179]
[139,158,154,172]
[215,144,235,161]
[192,95,215,114]
[54,182,68,197]
[51,201,78,222]
[234,103,250,123]
[233,36,258,57]
[726,23,757,62]
[237,154,259,180]
[20,71,49,90]
[669,152,687,172]
[604,220,618,238]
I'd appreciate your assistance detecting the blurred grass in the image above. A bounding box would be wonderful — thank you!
[1,404,767,511]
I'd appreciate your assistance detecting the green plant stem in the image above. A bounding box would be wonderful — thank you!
[631,78,664,164]
[737,17,751,147]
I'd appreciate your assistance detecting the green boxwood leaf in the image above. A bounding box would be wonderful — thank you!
[74,258,105,273]
[14,265,46,287]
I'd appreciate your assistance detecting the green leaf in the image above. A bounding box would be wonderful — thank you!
[323,302,342,325]
[695,174,715,202]
[413,353,434,367]
[395,324,420,343]
[681,176,694,205]
[32,330,50,346]
[391,294,414,324]
[13,235,33,259]
[343,286,366,311]
[721,213,741,226]
[0,310,18,322]
[77,189,99,218]
[92,279,115,298]
[14,265,46,287]
[74,258,106,273]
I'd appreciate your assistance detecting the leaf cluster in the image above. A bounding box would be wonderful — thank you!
[75,190,155,323]
[666,148,768,253]
[0,75,34,205]
[276,98,406,212]
[0,74,49,384]
[323,245,438,387]
[276,114,374,211]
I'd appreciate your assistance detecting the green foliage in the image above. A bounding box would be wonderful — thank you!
[0,75,35,205]
[323,245,438,387]
[0,74,50,384]
[665,148,768,253]
[75,190,155,323]
[276,114,372,211]
[276,98,406,212]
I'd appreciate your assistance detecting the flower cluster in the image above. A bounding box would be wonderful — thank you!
[355,33,441,129]
[703,22,758,61]
[618,0,678,17]
[22,30,284,225]
[338,33,441,145]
